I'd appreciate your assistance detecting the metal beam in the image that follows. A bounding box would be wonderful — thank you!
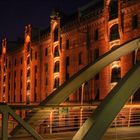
[73,63,140,140]
[7,105,44,140]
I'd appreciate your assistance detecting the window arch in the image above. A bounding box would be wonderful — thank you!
[54,61,60,72]
[110,24,120,41]
[109,0,118,20]
[54,77,59,89]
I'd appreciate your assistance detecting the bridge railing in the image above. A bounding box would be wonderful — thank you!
[1,102,140,139]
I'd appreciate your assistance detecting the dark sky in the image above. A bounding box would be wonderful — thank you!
[0,0,92,41]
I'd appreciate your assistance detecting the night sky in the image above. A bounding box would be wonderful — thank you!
[0,0,92,41]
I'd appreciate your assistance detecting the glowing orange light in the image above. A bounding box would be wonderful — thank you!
[25,35,30,43]
[3,47,6,54]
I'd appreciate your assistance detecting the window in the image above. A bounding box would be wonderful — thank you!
[94,48,99,60]
[110,24,120,41]
[27,44,30,52]
[3,76,6,82]
[35,52,37,60]
[54,47,59,57]
[34,92,37,102]
[54,61,60,72]
[45,48,48,56]
[27,69,30,77]
[111,67,121,83]
[66,39,69,50]
[3,87,5,93]
[95,73,99,80]
[66,56,70,66]
[66,73,69,80]
[132,15,138,29]
[54,27,58,42]
[109,0,118,20]
[3,66,6,72]
[27,57,30,64]
[54,78,59,89]
[27,83,30,90]
[78,52,82,65]
[94,29,98,41]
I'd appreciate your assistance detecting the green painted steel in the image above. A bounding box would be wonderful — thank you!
[0,104,44,140]
[73,63,140,140]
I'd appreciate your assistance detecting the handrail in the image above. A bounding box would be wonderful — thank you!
[73,63,140,140]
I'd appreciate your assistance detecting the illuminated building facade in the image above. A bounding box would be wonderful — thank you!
[0,0,140,105]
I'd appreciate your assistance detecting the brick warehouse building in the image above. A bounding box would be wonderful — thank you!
[0,0,140,106]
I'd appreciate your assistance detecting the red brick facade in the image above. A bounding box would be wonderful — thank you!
[0,0,140,104]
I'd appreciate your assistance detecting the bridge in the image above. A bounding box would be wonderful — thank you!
[0,37,140,140]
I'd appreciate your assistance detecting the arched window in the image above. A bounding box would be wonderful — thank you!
[54,77,59,89]
[109,0,118,20]
[54,61,60,72]
[54,27,58,42]
[110,24,120,41]
[54,46,59,57]
[111,67,121,83]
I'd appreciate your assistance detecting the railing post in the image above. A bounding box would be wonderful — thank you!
[49,111,53,134]
[0,103,8,140]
